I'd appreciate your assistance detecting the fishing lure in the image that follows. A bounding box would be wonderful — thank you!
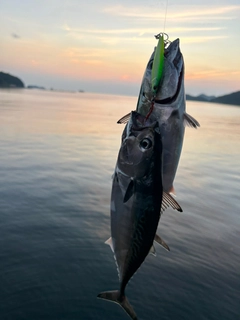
[151,33,165,96]
[118,33,168,123]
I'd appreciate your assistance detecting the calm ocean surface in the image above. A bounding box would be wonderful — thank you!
[0,89,239,320]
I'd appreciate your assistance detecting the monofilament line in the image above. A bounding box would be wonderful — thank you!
[163,0,169,33]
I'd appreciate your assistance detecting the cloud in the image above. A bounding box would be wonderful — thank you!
[181,35,227,43]
[61,25,227,46]
[186,69,240,81]
[11,33,20,39]
[62,26,225,36]
[103,5,240,21]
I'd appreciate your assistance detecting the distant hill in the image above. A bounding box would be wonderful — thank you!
[211,91,240,106]
[0,72,24,88]
[186,91,240,106]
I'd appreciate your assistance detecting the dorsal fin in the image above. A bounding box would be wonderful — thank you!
[117,112,131,124]
[161,192,183,214]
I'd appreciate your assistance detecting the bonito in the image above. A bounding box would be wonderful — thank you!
[98,111,182,320]
[118,37,200,194]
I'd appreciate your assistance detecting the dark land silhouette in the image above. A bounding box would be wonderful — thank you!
[0,72,24,88]
[27,85,46,90]
[186,91,240,106]
[1,71,239,106]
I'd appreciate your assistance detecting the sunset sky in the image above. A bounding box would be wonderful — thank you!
[1,0,240,96]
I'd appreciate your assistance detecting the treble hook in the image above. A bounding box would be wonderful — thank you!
[154,32,170,46]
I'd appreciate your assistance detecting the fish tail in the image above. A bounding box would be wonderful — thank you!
[97,290,138,320]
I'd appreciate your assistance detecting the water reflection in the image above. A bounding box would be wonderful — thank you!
[0,90,239,320]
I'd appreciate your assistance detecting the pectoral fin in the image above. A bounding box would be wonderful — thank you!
[161,192,183,214]
[154,234,170,251]
[184,112,200,128]
[117,112,131,124]
[123,179,134,203]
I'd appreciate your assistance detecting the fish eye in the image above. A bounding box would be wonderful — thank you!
[140,138,152,150]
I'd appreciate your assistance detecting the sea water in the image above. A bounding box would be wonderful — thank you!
[0,89,239,320]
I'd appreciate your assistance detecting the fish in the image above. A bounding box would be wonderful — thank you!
[118,38,200,194]
[98,111,182,320]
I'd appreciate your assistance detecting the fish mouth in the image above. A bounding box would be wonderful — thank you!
[146,38,183,105]
[154,65,183,105]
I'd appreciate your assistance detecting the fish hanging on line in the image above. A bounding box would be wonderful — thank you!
[118,33,200,194]
[98,111,182,320]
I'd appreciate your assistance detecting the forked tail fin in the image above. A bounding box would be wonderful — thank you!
[97,290,138,320]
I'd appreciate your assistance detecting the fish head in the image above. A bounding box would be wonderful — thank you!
[137,38,184,114]
[117,112,161,179]
[155,38,184,105]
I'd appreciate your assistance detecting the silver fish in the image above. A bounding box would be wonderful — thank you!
[118,38,200,194]
[98,111,182,320]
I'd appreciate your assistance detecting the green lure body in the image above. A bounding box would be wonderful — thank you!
[151,34,164,95]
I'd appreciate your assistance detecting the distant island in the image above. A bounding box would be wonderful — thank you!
[186,91,240,106]
[27,85,46,90]
[0,72,24,88]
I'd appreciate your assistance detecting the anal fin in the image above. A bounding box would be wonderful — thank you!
[149,245,156,256]
[154,234,170,251]
[105,237,114,252]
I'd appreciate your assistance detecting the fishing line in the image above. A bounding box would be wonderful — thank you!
[145,0,169,123]
[163,0,169,33]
